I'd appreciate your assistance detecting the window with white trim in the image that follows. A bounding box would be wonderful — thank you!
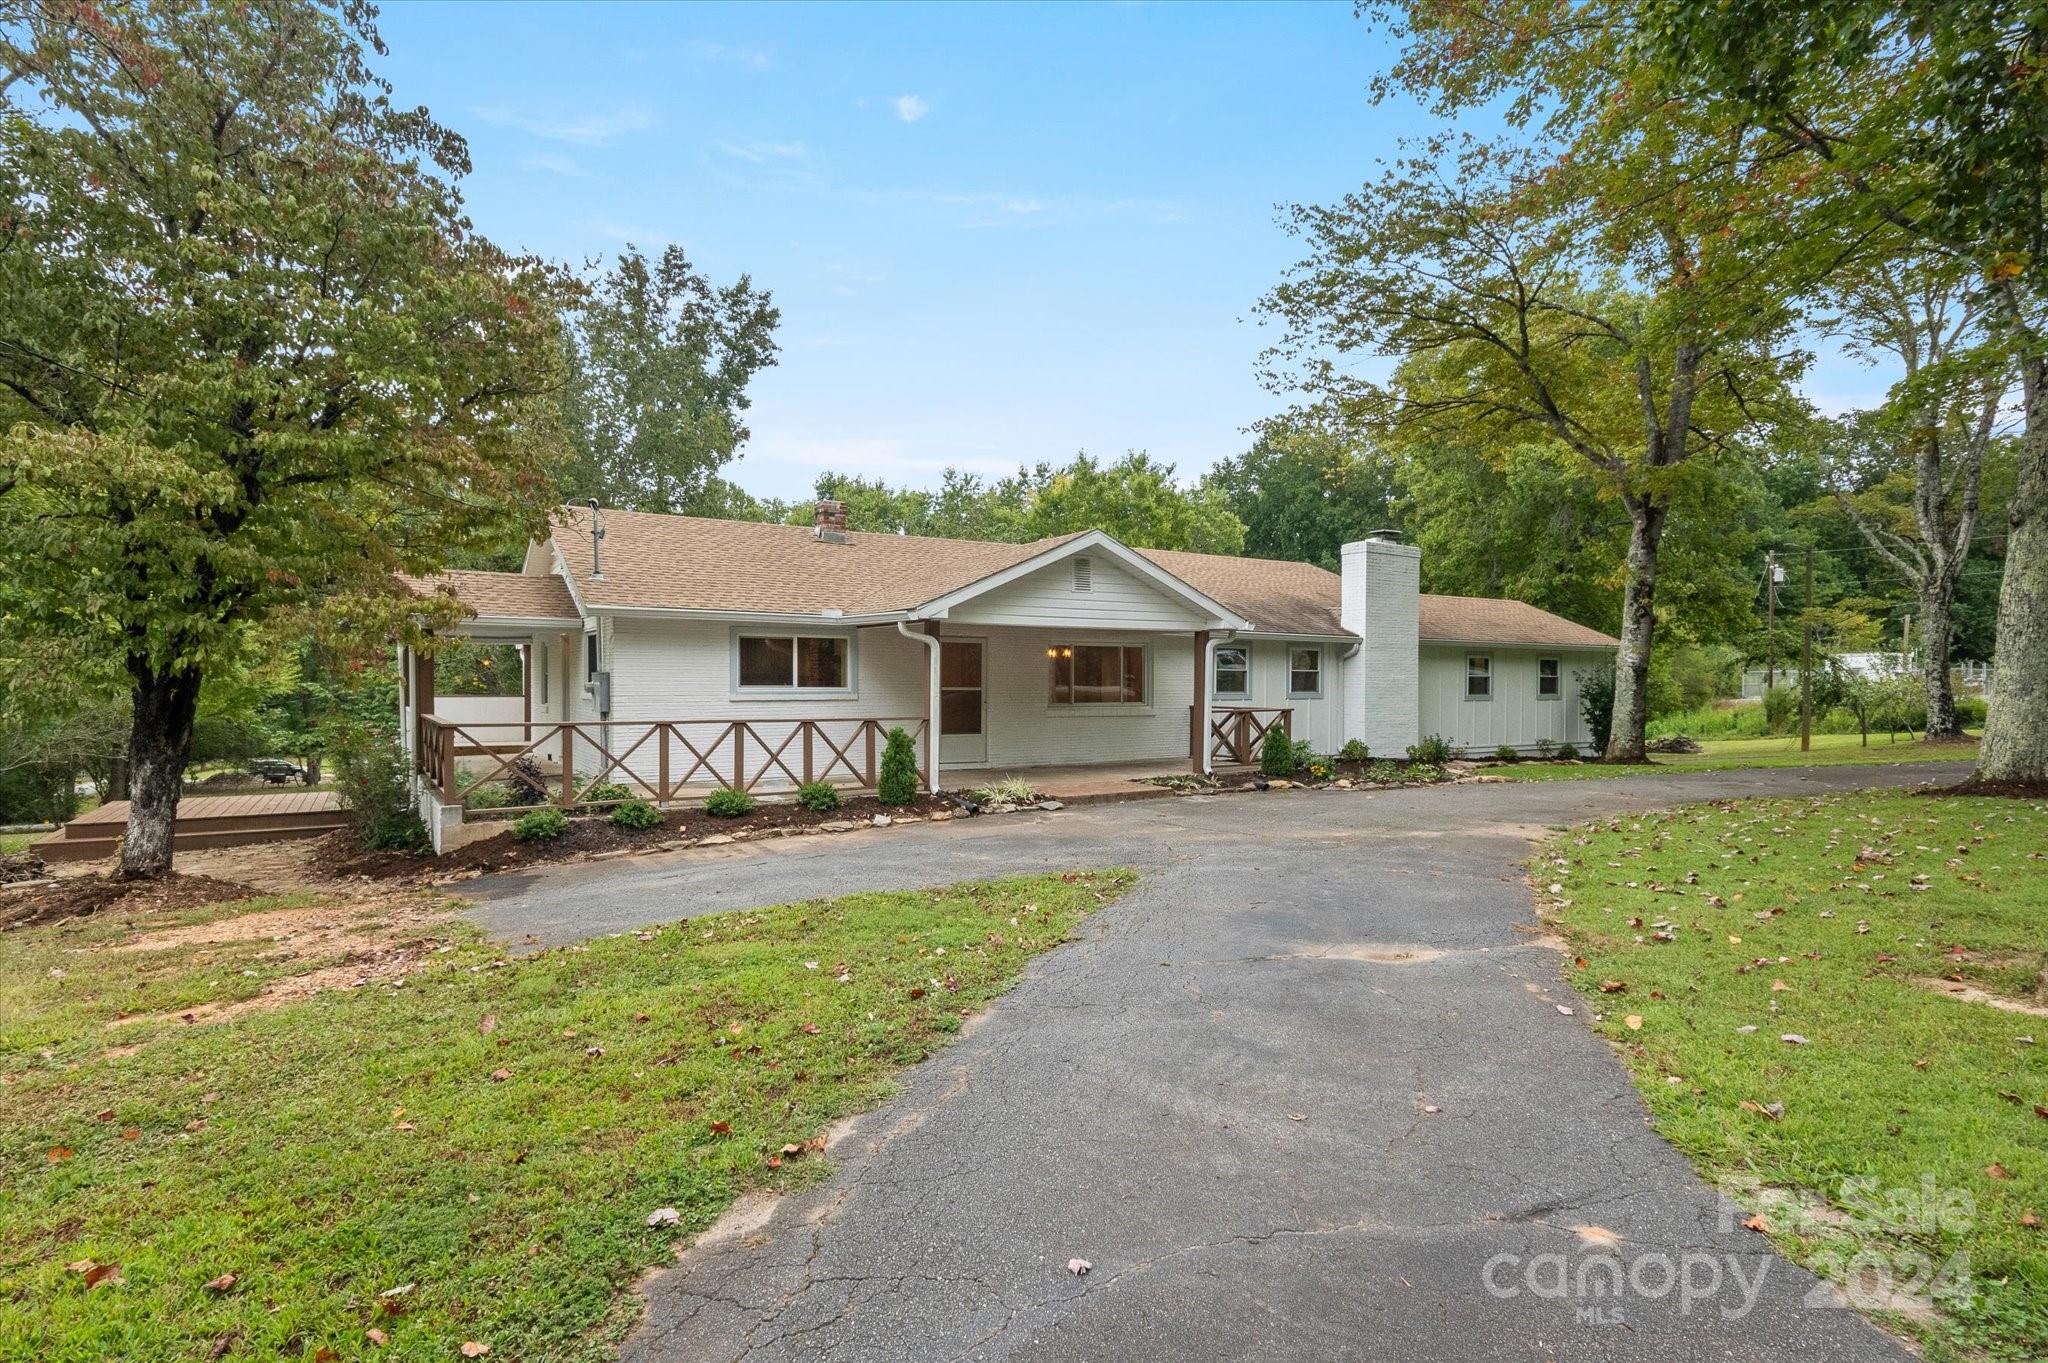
[1538,657,1561,698]
[1048,643,1145,704]
[1214,645,1250,699]
[1465,654,1492,699]
[737,634,849,690]
[1288,647,1322,698]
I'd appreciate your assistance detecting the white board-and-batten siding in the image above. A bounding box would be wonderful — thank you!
[947,554,1208,631]
[1416,644,1609,754]
[1213,638,1349,756]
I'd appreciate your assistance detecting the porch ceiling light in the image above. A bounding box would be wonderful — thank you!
[1045,647,1058,658]
[1060,646,1073,658]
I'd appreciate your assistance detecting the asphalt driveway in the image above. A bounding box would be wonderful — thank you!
[466,761,1970,1362]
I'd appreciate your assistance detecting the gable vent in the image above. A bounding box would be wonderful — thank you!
[1072,557,1092,592]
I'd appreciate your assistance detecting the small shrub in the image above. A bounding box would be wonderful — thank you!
[512,807,568,842]
[609,799,662,830]
[576,780,635,806]
[1579,664,1617,751]
[1338,739,1370,763]
[1533,737,1555,760]
[503,756,548,806]
[460,777,512,809]
[1493,744,1520,763]
[329,721,427,851]
[705,787,755,818]
[1407,734,1453,764]
[1407,763,1447,782]
[1554,742,1581,761]
[795,780,841,813]
[1259,724,1296,777]
[1762,684,1799,736]
[970,776,1039,805]
[877,726,920,805]
[1365,760,1401,783]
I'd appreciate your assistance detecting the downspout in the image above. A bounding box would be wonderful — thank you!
[1200,629,1237,776]
[896,619,943,794]
[1339,639,1362,752]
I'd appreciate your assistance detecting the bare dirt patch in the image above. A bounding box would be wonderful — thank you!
[1910,976,2048,1019]
[0,873,261,932]
[103,891,458,1026]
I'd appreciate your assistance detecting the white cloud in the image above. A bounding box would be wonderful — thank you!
[470,104,657,145]
[718,139,808,164]
[698,42,771,71]
[521,151,593,179]
[893,94,929,123]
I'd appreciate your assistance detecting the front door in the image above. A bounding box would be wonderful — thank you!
[939,639,987,766]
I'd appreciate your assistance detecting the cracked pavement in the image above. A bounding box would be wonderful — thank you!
[463,761,1971,1362]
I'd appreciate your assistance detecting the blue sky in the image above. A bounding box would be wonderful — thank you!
[374,1,1883,503]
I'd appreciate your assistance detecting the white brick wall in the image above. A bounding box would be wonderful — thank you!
[1340,538,1422,758]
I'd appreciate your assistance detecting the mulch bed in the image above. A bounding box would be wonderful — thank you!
[1919,778,2048,801]
[0,872,262,931]
[322,792,963,883]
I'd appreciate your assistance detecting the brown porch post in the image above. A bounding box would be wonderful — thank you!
[1190,630,1209,774]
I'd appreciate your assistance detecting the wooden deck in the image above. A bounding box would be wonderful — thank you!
[39,791,347,863]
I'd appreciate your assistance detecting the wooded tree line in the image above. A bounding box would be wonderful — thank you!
[2,0,2042,880]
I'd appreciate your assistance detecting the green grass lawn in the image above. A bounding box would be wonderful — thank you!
[0,831,42,855]
[1541,791,2048,1359]
[0,870,1132,1362]
[1494,732,1979,781]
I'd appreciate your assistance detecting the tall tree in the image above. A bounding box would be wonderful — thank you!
[561,245,779,515]
[1822,258,2003,739]
[1203,418,1400,570]
[0,0,567,877]
[1262,125,1808,759]
[1014,451,1245,553]
[1642,0,2048,780]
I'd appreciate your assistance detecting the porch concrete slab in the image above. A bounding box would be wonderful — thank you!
[940,759,1201,802]
[460,760,1970,1363]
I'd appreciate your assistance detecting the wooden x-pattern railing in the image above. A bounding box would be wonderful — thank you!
[417,715,929,810]
[1205,706,1292,766]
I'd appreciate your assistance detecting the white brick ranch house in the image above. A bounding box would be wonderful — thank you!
[397,501,1616,850]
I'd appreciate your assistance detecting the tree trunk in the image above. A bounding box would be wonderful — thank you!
[1975,357,2048,784]
[118,661,203,880]
[1918,581,1964,741]
[1607,499,1666,762]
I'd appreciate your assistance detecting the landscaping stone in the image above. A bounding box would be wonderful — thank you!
[1267,779,1293,790]
[696,834,734,847]
[927,810,954,822]
[819,821,860,833]
[1036,799,1064,811]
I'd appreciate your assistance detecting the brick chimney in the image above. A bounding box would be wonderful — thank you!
[813,499,849,544]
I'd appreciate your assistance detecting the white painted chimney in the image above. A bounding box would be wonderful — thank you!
[1340,534,1421,757]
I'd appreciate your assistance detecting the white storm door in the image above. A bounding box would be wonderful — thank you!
[939,639,987,765]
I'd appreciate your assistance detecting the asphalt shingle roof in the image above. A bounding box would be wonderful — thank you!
[407,506,1618,650]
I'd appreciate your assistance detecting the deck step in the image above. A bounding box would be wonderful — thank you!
[36,820,346,863]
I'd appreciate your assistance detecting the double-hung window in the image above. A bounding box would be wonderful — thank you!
[1214,645,1250,699]
[1538,657,1561,698]
[1288,647,1322,698]
[736,633,851,692]
[1048,644,1145,705]
[1465,655,1492,700]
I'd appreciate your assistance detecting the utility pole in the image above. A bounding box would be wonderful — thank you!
[1800,546,1814,753]
[1764,551,1778,689]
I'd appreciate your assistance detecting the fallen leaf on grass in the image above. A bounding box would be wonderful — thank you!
[365,1328,388,1347]
[46,1146,72,1162]
[489,1068,513,1082]
[2022,1211,2041,1230]
[708,1120,731,1136]
[1987,1163,2010,1179]
[84,1262,122,1288]
[645,1207,681,1227]
[1598,980,1626,994]
[1741,1214,1771,1233]
[460,1343,490,1359]
[204,1273,236,1292]
[1780,1034,1810,1046]
[478,1015,497,1035]
[1624,1015,1643,1031]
